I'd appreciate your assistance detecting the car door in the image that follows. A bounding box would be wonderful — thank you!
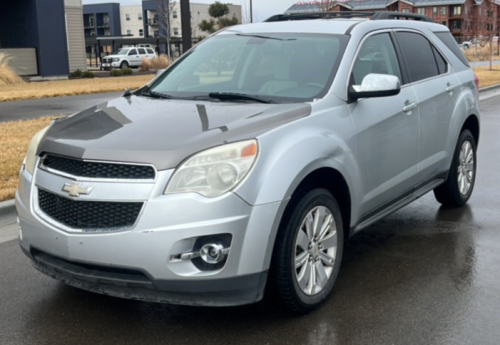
[348,32,420,217]
[138,48,148,61]
[128,48,140,66]
[394,31,460,181]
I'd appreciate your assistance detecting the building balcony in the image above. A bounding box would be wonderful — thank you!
[148,18,158,26]
[84,23,94,29]
[97,21,109,28]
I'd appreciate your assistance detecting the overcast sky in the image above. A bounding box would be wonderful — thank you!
[82,0,299,22]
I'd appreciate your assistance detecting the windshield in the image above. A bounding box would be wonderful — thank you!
[149,33,348,103]
[113,49,129,55]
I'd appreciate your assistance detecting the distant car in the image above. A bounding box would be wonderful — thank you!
[101,47,157,70]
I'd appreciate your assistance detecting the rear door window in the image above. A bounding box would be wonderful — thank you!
[395,32,439,83]
[432,46,448,74]
[138,48,147,55]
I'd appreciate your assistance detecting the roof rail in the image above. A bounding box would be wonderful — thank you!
[265,11,374,22]
[265,11,434,23]
[371,11,434,22]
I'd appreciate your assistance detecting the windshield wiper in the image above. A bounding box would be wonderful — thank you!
[138,87,173,99]
[208,92,275,104]
[235,33,296,41]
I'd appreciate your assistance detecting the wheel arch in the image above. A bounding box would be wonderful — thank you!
[290,167,352,244]
[461,114,480,146]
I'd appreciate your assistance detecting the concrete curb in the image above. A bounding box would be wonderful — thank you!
[479,83,500,93]
[0,199,17,227]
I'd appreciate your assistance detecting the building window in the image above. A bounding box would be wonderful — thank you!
[173,11,178,18]
[173,27,179,35]
[440,7,446,15]
[126,14,130,21]
[465,7,468,15]
[479,8,481,15]
[127,29,132,35]
[401,8,410,13]
[453,6,461,15]
[433,7,437,16]
[138,13,143,20]
[417,8,425,15]
[139,29,144,36]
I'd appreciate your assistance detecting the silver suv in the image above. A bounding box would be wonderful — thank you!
[16,12,480,313]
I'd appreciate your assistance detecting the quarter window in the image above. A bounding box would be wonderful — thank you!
[395,32,439,82]
[351,33,402,86]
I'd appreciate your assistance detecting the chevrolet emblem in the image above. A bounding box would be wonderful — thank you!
[62,183,93,197]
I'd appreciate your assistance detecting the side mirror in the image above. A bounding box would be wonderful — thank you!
[348,73,401,101]
[156,69,165,76]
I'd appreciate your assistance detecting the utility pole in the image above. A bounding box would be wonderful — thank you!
[250,0,253,23]
[180,0,192,53]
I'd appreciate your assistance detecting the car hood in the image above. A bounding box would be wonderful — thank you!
[38,96,311,170]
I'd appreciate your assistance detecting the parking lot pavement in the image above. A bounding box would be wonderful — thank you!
[0,96,499,345]
[0,92,122,122]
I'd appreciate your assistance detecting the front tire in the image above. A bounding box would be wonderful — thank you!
[434,129,477,207]
[271,188,344,313]
[120,61,129,70]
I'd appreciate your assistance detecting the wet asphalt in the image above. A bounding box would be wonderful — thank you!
[0,96,499,345]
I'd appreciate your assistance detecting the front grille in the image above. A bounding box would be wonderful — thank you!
[42,155,155,180]
[102,58,110,63]
[38,189,143,230]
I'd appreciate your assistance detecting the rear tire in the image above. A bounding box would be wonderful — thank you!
[270,188,344,314]
[434,129,477,207]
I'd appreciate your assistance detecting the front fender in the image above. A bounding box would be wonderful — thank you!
[233,109,359,272]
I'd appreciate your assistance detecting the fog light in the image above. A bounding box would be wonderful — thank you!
[200,243,229,264]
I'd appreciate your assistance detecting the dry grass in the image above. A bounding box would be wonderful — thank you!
[140,55,170,71]
[0,53,25,85]
[0,117,57,201]
[472,66,500,88]
[464,45,500,62]
[0,75,155,102]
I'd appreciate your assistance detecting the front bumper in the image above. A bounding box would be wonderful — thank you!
[16,166,281,306]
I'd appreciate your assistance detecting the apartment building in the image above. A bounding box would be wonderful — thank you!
[119,1,242,39]
[0,0,86,77]
[285,0,500,43]
[83,3,121,37]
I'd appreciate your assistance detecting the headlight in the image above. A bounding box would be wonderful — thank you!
[25,126,51,175]
[112,58,120,62]
[165,140,258,198]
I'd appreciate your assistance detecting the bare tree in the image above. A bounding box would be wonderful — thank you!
[477,0,498,70]
[155,0,176,59]
[314,0,338,12]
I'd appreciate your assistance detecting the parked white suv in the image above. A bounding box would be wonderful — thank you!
[101,47,157,70]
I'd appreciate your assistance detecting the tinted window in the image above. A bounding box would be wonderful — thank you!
[396,32,439,82]
[128,49,137,56]
[432,46,448,74]
[147,48,155,54]
[435,31,470,67]
[138,48,146,55]
[351,33,402,86]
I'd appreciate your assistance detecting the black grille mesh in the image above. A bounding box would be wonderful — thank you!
[42,155,155,180]
[38,189,143,230]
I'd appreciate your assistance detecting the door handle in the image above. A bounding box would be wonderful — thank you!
[403,101,417,113]
[446,83,456,92]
